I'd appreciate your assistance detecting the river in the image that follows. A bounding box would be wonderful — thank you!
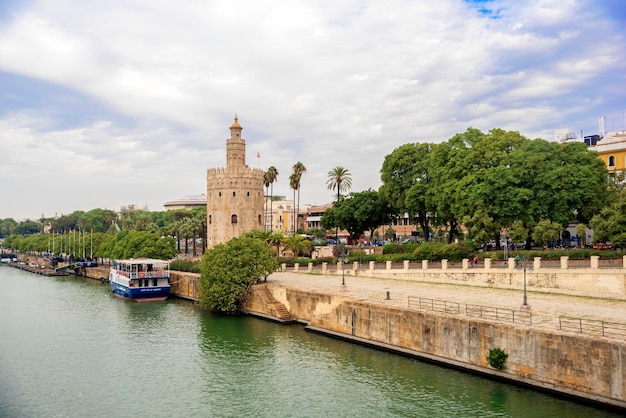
[0,266,620,417]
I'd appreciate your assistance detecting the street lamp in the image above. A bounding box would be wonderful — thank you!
[339,249,348,286]
[516,254,531,309]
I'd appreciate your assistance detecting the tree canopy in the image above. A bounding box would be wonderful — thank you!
[321,189,393,241]
[199,236,279,313]
[379,128,609,247]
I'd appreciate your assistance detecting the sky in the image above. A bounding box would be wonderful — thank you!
[1,0,625,221]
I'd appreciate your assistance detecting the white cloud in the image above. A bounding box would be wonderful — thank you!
[0,0,624,220]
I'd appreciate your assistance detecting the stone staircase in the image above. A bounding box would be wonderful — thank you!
[254,284,294,322]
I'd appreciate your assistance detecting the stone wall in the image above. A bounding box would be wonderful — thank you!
[247,285,626,409]
[288,256,626,300]
[169,271,199,301]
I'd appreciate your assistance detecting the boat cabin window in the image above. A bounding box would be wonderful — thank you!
[153,279,158,286]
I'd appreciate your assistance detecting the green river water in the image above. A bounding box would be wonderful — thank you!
[0,266,621,417]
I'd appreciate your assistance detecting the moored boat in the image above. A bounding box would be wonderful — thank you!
[109,258,171,302]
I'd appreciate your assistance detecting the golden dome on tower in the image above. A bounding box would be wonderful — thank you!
[230,116,241,129]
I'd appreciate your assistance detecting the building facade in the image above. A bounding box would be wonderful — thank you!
[589,130,626,178]
[206,117,265,248]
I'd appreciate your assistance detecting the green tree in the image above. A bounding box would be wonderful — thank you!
[0,218,18,237]
[199,236,279,313]
[283,234,313,257]
[589,189,626,248]
[292,162,307,234]
[267,232,286,257]
[326,166,352,241]
[289,173,299,235]
[266,166,279,231]
[531,220,563,248]
[380,143,433,242]
[97,230,176,260]
[322,189,392,241]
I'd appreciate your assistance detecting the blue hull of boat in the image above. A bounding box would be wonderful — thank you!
[110,281,170,301]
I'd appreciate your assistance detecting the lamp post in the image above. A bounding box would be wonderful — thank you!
[339,248,348,286]
[517,254,531,310]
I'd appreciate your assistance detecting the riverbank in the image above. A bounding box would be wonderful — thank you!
[246,274,626,411]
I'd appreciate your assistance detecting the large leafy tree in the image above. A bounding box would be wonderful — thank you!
[428,128,527,245]
[589,189,626,248]
[199,236,279,313]
[322,189,393,241]
[380,143,434,241]
[494,139,608,248]
[97,230,176,260]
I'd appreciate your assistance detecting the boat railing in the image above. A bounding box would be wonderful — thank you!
[115,270,169,280]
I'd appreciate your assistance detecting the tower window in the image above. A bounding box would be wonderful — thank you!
[231,214,238,224]
[219,192,222,197]
[209,215,212,224]
[258,214,262,224]
[247,192,250,197]
[233,192,236,197]
[608,155,616,167]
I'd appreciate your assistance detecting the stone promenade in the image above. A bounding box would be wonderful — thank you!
[267,270,626,340]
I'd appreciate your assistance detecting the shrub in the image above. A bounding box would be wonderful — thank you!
[169,259,201,273]
[487,347,508,370]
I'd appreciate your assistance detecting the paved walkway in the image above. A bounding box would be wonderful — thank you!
[267,270,626,340]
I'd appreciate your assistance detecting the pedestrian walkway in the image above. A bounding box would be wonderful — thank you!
[267,271,626,340]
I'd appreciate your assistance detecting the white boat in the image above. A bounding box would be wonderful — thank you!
[109,258,171,302]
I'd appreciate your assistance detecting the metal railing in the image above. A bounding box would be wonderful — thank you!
[558,316,626,338]
[407,296,460,314]
[466,304,532,325]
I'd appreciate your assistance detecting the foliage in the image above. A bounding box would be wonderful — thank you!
[413,242,474,261]
[322,189,393,241]
[531,220,563,247]
[267,232,286,256]
[169,259,201,273]
[198,236,279,314]
[380,128,609,249]
[589,189,626,248]
[487,347,508,370]
[97,230,177,260]
[326,166,352,202]
[332,243,349,259]
[283,234,313,257]
[508,221,528,246]
[380,143,433,241]
[382,242,417,254]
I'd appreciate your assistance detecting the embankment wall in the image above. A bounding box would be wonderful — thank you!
[246,285,626,410]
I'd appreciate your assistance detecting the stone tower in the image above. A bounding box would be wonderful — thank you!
[206,117,265,248]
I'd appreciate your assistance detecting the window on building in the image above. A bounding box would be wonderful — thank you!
[233,192,236,197]
[209,215,212,224]
[219,192,222,197]
[247,192,250,197]
[258,214,262,224]
[609,155,616,167]
[231,214,237,224]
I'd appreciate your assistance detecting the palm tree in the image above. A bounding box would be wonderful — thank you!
[267,232,286,257]
[292,162,307,234]
[266,166,279,232]
[284,234,313,257]
[289,173,299,235]
[326,166,352,242]
[263,171,271,231]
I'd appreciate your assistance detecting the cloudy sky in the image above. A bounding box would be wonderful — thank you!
[1,0,625,221]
